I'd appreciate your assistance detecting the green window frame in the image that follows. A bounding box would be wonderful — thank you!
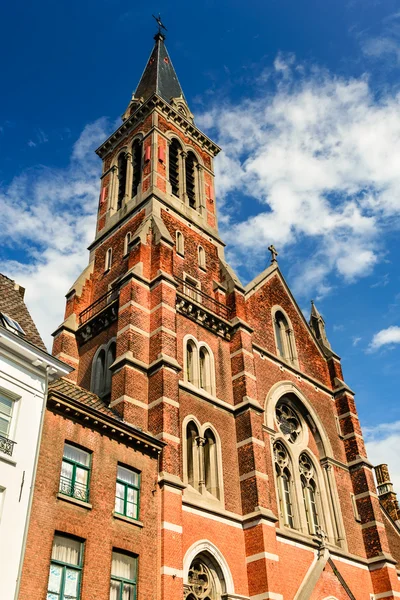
[47,534,83,600]
[115,465,140,520]
[110,551,137,600]
[59,443,91,503]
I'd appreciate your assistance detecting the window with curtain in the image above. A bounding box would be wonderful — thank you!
[115,465,140,520]
[117,153,128,210]
[59,443,91,503]
[169,138,181,197]
[47,534,83,600]
[109,551,137,600]
[274,441,294,529]
[299,453,320,535]
[131,140,142,198]
[0,393,13,437]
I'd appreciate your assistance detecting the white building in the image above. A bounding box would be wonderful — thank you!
[0,274,72,600]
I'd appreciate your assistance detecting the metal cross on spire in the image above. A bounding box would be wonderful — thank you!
[268,244,278,264]
[152,13,167,35]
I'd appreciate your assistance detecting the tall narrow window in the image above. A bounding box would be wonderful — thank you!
[117,153,128,210]
[131,140,142,197]
[198,246,206,269]
[0,393,13,438]
[274,310,296,364]
[115,465,140,520]
[124,232,132,256]
[59,443,91,502]
[186,421,200,490]
[186,151,197,209]
[105,248,112,272]
[92,340,116,399]
[186,341,196,384]
[274,441,294,528]
[47,534,83,600]
[299,453,320,535]
[199,347,211,394]
[204,429,220,499]
[93,349,105,396]
[104,342,116,400]
[110,551,137,600]
[176,231,184,256]
[169,138,181,197]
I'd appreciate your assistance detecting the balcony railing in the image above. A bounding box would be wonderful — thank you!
[175,277,230,320]
[79,288,119,326]
[59,476,89,503]
[0,434,16,457]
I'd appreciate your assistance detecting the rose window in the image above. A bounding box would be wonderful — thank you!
[185,561,217,600]
[276,402,302,443]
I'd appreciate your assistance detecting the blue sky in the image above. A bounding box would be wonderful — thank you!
[1,1,400,486]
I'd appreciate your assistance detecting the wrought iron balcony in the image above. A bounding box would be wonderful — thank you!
[77,288,119,345]
[175,277,232,340]
[59,476,89,503]
[0,434,16,457]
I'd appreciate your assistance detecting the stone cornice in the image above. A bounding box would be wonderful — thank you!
[95,94,221,159]
[47,389,164,455]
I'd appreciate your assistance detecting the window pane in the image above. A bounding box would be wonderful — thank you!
[115,496,124,515]
[64,568,79,599]
[122,582,135,600]
[0,416,10,436]
[52,535,81,566]
[63,444,90,467]
[48,563,62,594]
[110,579,120,600]
[0,395,13,416]
[75,467,88,486]
[111,552,136,580]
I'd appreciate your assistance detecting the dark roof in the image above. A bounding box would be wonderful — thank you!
[49,378,123,420]
[135,33,188,105]
[0,273,46,351]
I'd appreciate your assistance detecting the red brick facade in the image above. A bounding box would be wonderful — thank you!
[20,34,400,600]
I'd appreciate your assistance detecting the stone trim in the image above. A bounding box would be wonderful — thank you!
[160,566,184,578]
[239,470,269,482]
[148,396,180,409]
[161,521,183,533]
[246,552,279,563]
[155,432,181,444]
[236,437,265,448]
[57,493,93,510]
[110,395,148,410]
[112,512,144,527]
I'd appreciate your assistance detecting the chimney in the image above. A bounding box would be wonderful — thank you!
[13,282,25,300]
[374,464,400,524]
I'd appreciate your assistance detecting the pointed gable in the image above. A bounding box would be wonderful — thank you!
[245,266,332,385]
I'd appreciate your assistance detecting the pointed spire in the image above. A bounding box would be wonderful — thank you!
[134,32,189,109]
[309,300,332,351]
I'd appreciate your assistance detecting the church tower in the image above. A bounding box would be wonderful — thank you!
[48,24,400,600]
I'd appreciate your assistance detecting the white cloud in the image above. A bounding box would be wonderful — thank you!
[352,336,362,346]
[0,117,112,349]
[368,326,400,351]
[365,421,400,495]
[198,56,400,294]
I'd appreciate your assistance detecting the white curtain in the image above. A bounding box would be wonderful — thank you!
[63,444,90,467]
[109,552,136,600]
[117,466,139,487]
[51,535,81,565]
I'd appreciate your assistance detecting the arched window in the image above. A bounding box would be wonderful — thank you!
[186,340,197,385]
[186,151,198,209]
[91,340,116,400]
[169,138,181,198]
[176,231,184,256]
[198,246,206,269]
[124,232,132,256]
[131,139,142,197]
[274,310,297,365]
[186,557,225,600]
[204,429,220,499]
[117,152,128,210]
[299,453,320,535]
[186,421,200,491]
[199,346,212,394]
[274,441,294,528]
[105,248,112,272]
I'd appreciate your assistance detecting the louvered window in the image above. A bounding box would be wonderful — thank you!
[169,139,180,197]
[131,140,142,197]
[186,151,197,209]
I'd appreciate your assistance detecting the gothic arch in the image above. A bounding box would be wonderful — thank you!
[183,540,234,596]
[271,304,299,367]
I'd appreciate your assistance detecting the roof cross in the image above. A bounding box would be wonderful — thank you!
[268,244,278,264]
[152,13,167,35]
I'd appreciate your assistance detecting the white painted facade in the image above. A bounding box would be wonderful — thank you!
[0,327,72,600]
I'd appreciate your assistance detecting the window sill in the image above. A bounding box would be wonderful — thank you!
[113,511,144,528]
[179,380,230,411]
[57,493,92,510]
[0,453,17,466]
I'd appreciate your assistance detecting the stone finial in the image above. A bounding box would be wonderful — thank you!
[268,244,278,264]
[309,300,332,351]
